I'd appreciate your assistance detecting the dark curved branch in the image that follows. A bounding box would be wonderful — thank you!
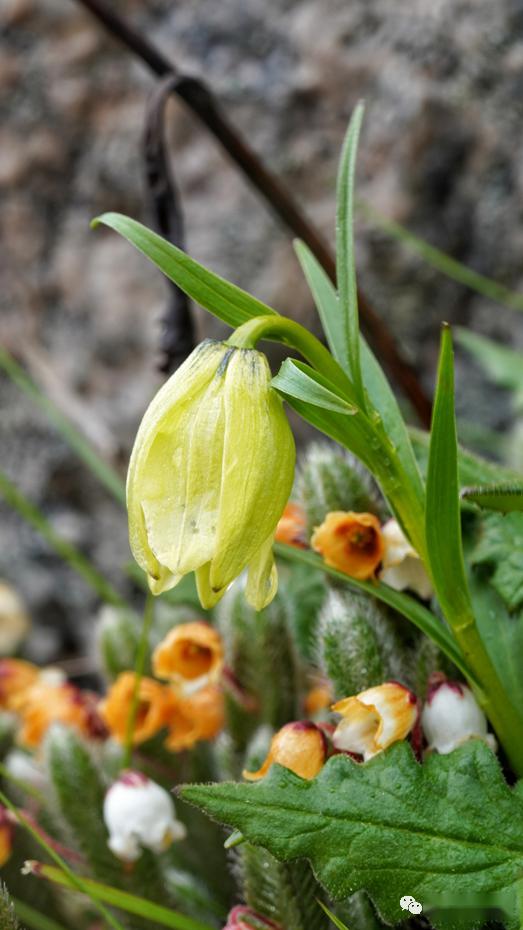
[144,75,194,373]
[73,0,432,426]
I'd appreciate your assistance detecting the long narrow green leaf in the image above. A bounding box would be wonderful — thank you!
[316,901,350,930]
[293,242,424,512]
[272,359,358,414]
[0,469,125,607]
[455,327,523,398]
[425,326,475,624]
[92,213,278,329]
[33,863,215,930]
[294,240,346,369]
[13,899,69,930]
[274,543,471,681]
[0,349,125,506]
[336,102,365,404]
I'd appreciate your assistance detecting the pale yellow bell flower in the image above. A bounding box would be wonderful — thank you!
[127,340,295,609]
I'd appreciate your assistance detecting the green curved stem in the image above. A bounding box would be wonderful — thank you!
[228,315,356,399]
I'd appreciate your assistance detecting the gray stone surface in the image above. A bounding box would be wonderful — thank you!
[1,0,523,657]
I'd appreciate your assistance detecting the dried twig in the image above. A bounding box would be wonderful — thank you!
[144,75,195,373]
[72,0,432,425]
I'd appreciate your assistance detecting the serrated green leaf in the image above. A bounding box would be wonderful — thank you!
[426,326,475,627]
[92,213,278,329]
[336,102,365,404]
[461,483,523,513]
[470,511,523,611]
[182,741,523,929]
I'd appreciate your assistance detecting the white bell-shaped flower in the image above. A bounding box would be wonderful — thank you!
[103,771,186,862]
[421,679,496,755]
[379,519,433,599]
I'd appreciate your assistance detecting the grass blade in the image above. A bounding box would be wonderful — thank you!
[31,863,216,930]
[0,349,125,506]
[13,899,69,930]
[316,901,350,930]
[360,201,523,313]
[92,213,278,329]
[336,102,365,405]
[0,468,125,607]
[425,325,474,624]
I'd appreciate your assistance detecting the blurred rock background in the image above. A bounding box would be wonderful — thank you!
[2,0,523,662]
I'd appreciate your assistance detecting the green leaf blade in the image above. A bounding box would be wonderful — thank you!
[183,742,523,928]
[336,103,365,404]
[294,241,346,370]
[272,359,358,414]
[425,326,474,625]
[92,213,278,329]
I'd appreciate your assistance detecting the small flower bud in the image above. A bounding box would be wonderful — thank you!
[223,906,280,930]
[0,806,13,867]
[274,502,308,549]
[379,519,432,599]
[152,621,223,688]
[0,581,30,655]
[103,771,186,862]
[421,677,496,755]
[332,681,418,761]
[127,339,295,609]
[311,511,384,580]
[243,721,327,781]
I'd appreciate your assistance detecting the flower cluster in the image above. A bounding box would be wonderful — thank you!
[100,620,225,751]
[276,505,432,598]
[243,676,495,782]
[0,658,106,748]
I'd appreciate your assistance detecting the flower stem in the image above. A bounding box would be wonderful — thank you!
[123,592,155,767]
[227,315,355,399]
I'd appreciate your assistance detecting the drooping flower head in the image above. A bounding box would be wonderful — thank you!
[99,672,174,746]
[311,511,384,580]
[332,681,418,761]
[127,340,295,610]
[153,621,223,687]
[103,771,186,862]
[243,721,327,781]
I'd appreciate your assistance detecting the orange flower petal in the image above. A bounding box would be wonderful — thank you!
[275,502,308,548]
[152,622,223,683]
[0,659,39,711]
[165,684,225,751]
[18,683,105,748]
[99,672,173,746]
[243,721,327,781]
[311,511,384,580]
[332,681,418,760]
